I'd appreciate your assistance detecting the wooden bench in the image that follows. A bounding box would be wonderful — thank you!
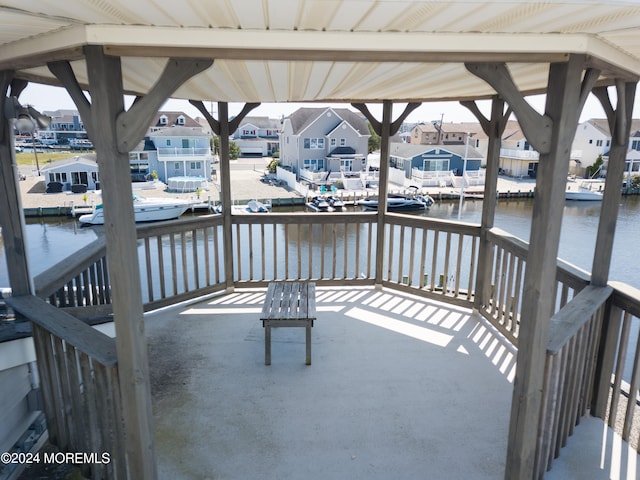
[260,281,316,365]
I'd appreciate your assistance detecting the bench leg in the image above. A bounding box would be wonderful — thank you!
[305,324,311,365]
[265,325,271,365]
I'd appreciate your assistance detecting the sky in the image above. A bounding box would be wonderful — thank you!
[17,82,640,126]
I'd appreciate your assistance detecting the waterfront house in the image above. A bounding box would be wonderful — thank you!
[38,109,88,146]
[40,154,99,191]
[232,115,280,157]
[1,3,640,480]
[279,107,370,187]
[572,119,612,175]
[389,142,483,187]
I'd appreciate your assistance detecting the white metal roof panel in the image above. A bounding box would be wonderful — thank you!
[0,1,638,105]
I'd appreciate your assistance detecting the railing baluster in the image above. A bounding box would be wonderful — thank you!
[144,237,153,302]
[192,228,200,289]
[170,233,178,296]
[181,231,188,292]
[157,235,166,299]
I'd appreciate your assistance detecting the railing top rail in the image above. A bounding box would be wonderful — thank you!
[136,214,223,238]
[385,212,481,235]
[225,211,378,226]
[610,280,640,318]
[547,285,613,354]
[5,295,117,367]
[34,236,107,298]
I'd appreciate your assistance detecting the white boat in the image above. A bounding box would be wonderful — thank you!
[78,194,192,225]
[565,181,604,201]
[357,193,435,211]
[214,200,271,214]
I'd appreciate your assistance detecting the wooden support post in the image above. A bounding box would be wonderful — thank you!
[504,56,585,479]
[49,46,213,479]
[217,102,234,288]
[352,101,420,285]
[189,100,259,289]
[590,81,636,416]
[461,96,510,309]
[0,73,33,296]
[590,81,636,285]
[83,46,157,479]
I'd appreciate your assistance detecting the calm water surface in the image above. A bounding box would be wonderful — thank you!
[1,196,639,289]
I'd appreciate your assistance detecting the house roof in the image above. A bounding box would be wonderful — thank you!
[287,108,369,135]
[4,1,639,106]
[237,117,281,130]
[390,142,483,160]
[152,112,200,128]
[40,154,97,172]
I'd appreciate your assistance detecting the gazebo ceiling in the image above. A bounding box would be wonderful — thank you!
[0,1,639,104]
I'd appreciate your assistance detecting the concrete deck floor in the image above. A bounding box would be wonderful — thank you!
[145,286,640,480]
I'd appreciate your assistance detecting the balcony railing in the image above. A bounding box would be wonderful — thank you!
[10,211,640,478]
[156,147,211,157]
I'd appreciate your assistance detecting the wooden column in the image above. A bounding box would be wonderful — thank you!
[461,96,510,310]
[0,74,33,296]
[590,81,636,285]
[84,48,157,479]
[189,100,259,289]
[50,47,212,479]
[352,101,419,285]
[467,57,598,478]
[590,81,636,417]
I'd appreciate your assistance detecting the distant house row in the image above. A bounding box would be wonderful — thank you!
[36,106,640,193]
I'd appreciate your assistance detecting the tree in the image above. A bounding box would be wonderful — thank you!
[229,142,241,160]
[587,154,603,178]
[367,123,380,153]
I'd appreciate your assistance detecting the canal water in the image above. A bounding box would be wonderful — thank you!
[1,196,639,290]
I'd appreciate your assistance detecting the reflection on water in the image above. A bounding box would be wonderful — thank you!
[1,196,639,289]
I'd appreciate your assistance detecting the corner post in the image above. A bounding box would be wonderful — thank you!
[84,46,157,479]
[504,56,585,479]
[217,102,234,288]
[375,100,393,284]
[0,74,33,296]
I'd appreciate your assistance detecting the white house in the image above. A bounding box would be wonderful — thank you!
[232,116,281,157]
[571,119,612,175]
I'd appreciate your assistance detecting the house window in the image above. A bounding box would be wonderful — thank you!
[49,172,67,183]
[302,159,324,171]
[423,159,449,171]
[589,139,593,144]
[303,138,325,149]
[166,139,171,146]
[177,116,185,125]
[190,161,201,170]
[174,162,180,170]
[159,115,168,125]
[596,139,603,147]
[91,172,99,183]
[340,138,346,146]
[632,140,640,150]
[330,138,337,147]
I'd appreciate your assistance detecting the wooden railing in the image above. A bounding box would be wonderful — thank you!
[34,236,111,308]
[20,211,640,479]
[383,215,480,307]
[135,215,226,310]
[592,281,640,452]
[4,295,126,480]
[230,212,377,286]
[481,227,591,345]
[537,285,613,477]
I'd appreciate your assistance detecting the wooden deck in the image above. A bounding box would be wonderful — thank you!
[145,286,640,479]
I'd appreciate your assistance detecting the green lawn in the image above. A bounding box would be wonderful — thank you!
[15,151,89,166]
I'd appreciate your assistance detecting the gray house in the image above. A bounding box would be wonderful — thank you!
[40,154,99,191]
[280,107,370,183]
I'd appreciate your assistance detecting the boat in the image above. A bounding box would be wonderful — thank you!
[565,181,604,201]
[306,196,331,212]
[214,200,271,214]
[357,193,435,211]
[326,195,345,211]
[78,194,192,225]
